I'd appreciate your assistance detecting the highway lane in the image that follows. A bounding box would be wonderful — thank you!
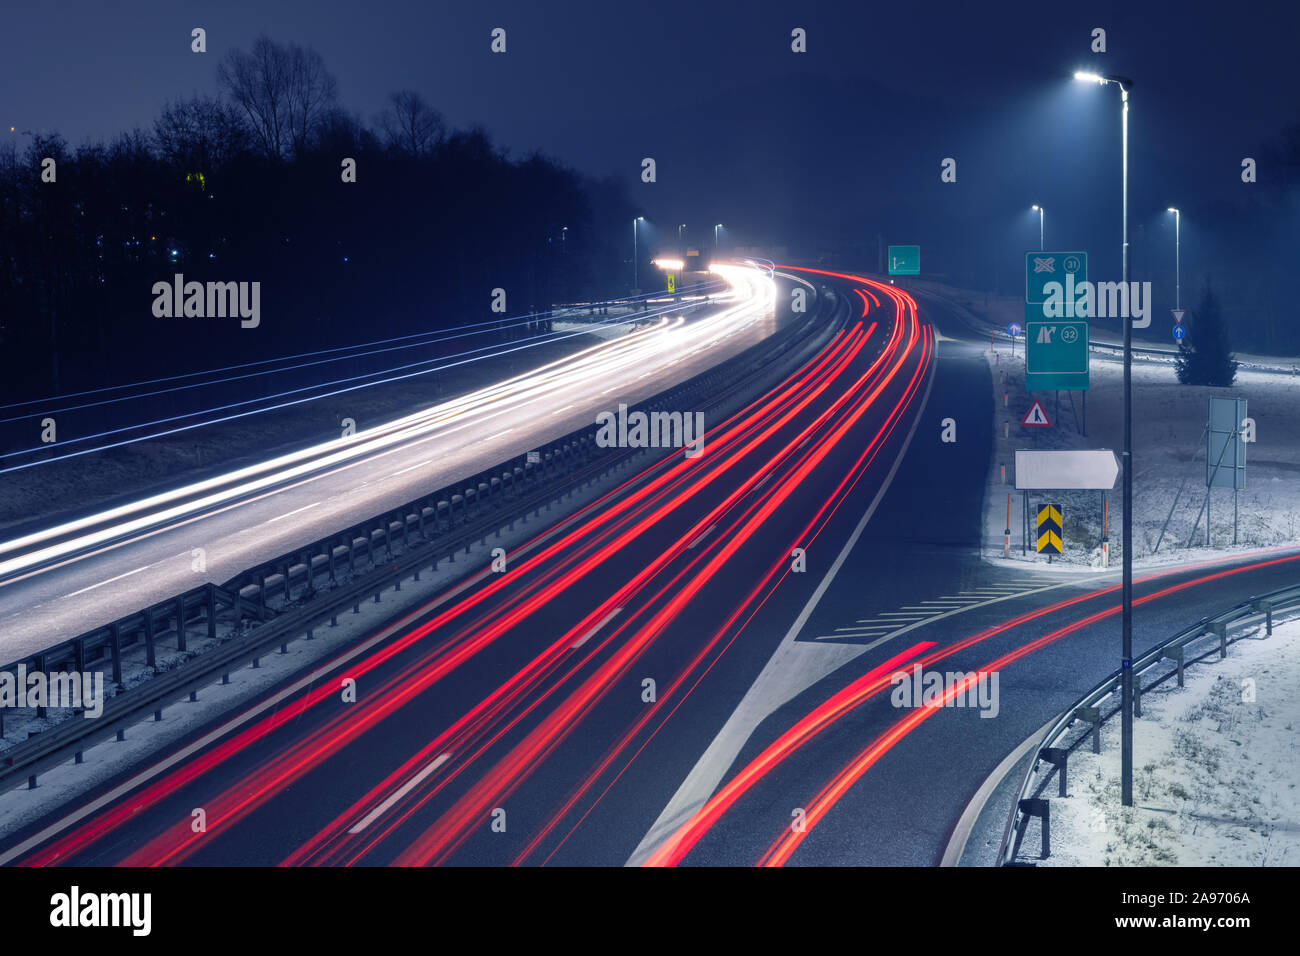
[0,265,780,664]
[630,283,1300,867]
[6,267,1292,869]
[661,547,1300,867]
[1,267,931,865]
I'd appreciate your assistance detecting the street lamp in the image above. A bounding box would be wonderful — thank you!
[633,216,644,292]
[1075,68,1136,808]
[714,223,723,248]
[678,223,686,243]
[1031,205,1044,250]
[1167,207,1180,310]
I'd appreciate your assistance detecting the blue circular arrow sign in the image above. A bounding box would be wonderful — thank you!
[1007,323,1021,337]
[1173,325,1186,340]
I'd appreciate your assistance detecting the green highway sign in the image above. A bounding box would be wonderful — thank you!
[1025,307,1089,391]
[1025,250,1087,306]
[888,245,919,275]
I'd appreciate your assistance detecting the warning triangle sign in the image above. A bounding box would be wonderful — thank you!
[1022,400,1052,427]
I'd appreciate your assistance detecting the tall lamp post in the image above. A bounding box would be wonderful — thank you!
[714,223,723,250]
[1031,205,1045,250]
[633,216,644,292]
[1075,69,1135,808]
[1167,207,1181,310]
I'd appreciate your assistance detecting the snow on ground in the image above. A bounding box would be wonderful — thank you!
[978,337,1300,570]
[1033,617,1300,866]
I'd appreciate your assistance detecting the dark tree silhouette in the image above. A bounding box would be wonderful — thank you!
[0,38,637,412]
[217,36,338,160]
[376,90,445,159]
[154,95,250,173]
[1175,281,1239,386]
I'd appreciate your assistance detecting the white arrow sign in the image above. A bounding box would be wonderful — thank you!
[1015,449,1120,490]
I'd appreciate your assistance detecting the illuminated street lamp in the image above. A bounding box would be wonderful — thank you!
[1075,68,1136,808]
[1167,207,1181,310]
[1031,205,1044,250]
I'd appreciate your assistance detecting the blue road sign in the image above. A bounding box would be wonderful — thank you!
[1173,325,1186,341]
[1007,322,1022,337]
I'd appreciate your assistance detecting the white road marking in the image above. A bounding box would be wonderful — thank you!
[629,348,937,866]
[391,459,435,478]
[267,501,322,523]
[571,607,623,650]
[687,524,716,550]
[66,564,149,597]
[0,483,623,867]
[940,715,1058,866]
[821,580,1082,647]
[348,753,453,834]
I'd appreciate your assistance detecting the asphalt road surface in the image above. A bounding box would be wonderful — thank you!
[0,266,781,664]
[4,266,1295,867]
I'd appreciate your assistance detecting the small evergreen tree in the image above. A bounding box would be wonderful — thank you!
[1175,281,1238,386]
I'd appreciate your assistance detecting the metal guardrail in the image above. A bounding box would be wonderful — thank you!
[996,580,1300,865]
[0,275,841,791]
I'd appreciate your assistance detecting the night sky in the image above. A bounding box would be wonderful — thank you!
[5,0,1299,297]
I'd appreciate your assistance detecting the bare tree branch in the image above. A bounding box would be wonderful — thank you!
[376,90,445,159]
[217,36,336,160]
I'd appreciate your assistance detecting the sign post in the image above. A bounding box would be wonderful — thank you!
[1015,450,1119,558]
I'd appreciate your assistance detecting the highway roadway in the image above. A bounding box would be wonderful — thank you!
[0,265,779,665]
[3,265,1295,867]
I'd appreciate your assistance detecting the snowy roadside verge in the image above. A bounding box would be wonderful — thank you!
[978,339,1300,571]
[1032,617,1300,866]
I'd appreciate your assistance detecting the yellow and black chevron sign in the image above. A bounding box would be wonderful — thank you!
[1036,503,1063,555]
